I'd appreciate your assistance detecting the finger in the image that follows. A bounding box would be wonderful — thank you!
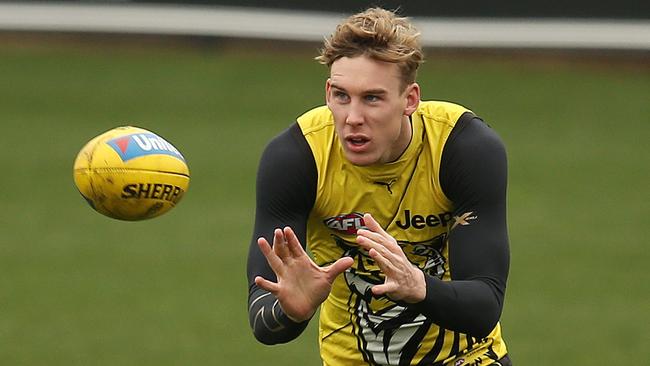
[254,276,280,294]
[355,234,382,253]
[359,216,402,254]
[371,283,396,297]
[324,256,354,281]
[257,237,284,274]
[368,247,398,276]
[283,226,306,258]
[356,234,396,257]
[363,213,387,236]
[272,228,291,259]
[356,228,385,244]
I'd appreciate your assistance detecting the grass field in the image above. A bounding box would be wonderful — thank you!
[1,37,648,365]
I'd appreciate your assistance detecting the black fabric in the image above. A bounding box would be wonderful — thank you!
[246,123,317,344]
[412,114,509,338]
[496,354,513,366]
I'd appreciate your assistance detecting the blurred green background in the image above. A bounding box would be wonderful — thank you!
[1,37,648,365]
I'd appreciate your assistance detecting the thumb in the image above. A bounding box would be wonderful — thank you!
[325,256,354,281]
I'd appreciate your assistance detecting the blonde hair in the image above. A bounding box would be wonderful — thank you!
[316,7,424,89]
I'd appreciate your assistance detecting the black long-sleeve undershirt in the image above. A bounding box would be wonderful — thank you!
[246,125,317,344]
[412,114,510,337]
[247,114,509,344]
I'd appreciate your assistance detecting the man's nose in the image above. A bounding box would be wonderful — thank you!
[345,102,364,126]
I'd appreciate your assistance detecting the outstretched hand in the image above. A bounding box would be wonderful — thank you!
[255,226,354,322]
[356,213,426,303]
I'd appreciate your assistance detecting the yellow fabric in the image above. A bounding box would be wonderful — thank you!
[297,101,507,365]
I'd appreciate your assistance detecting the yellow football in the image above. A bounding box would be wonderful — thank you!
[73,126,190,221]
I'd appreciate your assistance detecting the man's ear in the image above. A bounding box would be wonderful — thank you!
[403,82,421,116]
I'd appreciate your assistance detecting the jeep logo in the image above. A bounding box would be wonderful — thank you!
[395,209,453,229]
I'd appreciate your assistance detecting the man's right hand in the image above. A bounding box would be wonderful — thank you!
[254,226,354,322]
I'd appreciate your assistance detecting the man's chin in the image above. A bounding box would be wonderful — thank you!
[344,151,378,166]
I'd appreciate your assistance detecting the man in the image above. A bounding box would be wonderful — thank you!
[247,7,511,366]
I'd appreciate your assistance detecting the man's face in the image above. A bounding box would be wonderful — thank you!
[326,56,420,166]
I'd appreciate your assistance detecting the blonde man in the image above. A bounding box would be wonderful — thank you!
[247,7,512,366]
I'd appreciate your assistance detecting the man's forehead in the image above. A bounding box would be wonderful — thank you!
[329,56,402,92]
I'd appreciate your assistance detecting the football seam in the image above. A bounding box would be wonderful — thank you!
[75,167,190,179]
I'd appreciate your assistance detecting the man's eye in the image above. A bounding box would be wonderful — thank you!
[365,95,380,102]
[334,91,349,101]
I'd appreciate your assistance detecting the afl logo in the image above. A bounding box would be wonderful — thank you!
[324,212,367,234]
[107,133,185,162]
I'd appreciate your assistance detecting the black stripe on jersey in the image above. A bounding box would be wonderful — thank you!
[350,294,372,365]
[466,334,476,351]
[321,323,352,342]
[399,320,433,364]
[450,331,460,359]
[419,328,447,366]
[484,344,501,363]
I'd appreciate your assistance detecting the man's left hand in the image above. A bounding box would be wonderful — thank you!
[355,213,426,303]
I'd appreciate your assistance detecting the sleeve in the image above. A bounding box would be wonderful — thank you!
[246,122,318,345]
[411,113,510,338]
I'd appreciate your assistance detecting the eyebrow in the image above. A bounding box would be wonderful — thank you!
[330,83,388,95]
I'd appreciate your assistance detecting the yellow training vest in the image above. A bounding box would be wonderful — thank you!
[297,101,507,366]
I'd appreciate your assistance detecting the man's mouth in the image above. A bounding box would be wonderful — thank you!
[345,135,370,152]
[349,137,367,145]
